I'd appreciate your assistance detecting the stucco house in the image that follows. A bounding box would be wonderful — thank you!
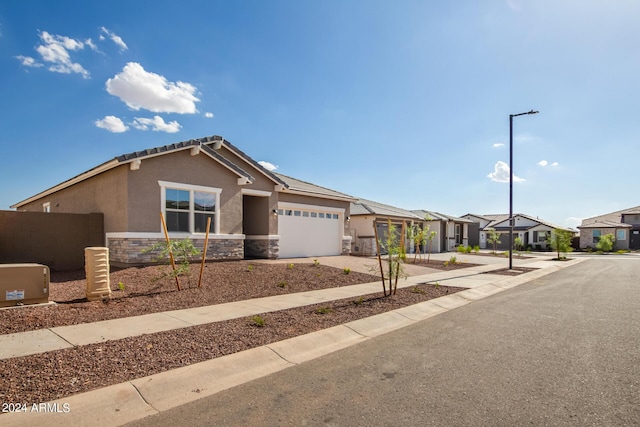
[577,206,640,250]
[349,198,423,256]
[11,136,355,265]
[462,213,572,251]
[411,210,471,252]
[348,199,469,255]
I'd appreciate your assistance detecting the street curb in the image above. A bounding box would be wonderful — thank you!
[1,258,584,426]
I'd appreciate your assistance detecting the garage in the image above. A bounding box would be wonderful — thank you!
[277,202,343,258]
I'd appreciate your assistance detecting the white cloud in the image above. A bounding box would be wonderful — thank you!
[551,162,559,167]
[258,161,278,171]
[204,112,214,118]
[487,161,525,183]
[95,115,129,133]
[538,160,548,167]
[106,63,200,114]
[492,143,505,148]
[100,27,128,51]
[514,133,535,143]
[35,31,90,78]
[132,115,181,133]
[85,38,99,52]
[15,55,43,68]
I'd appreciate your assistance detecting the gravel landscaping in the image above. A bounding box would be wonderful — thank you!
[0,259,480,406]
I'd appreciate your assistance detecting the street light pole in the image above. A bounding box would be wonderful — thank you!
[509,110,538,270]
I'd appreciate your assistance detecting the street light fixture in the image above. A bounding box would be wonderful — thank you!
[509,110,538,270]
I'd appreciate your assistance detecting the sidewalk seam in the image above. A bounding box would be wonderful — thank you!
[47,328,76,348]
[130,381,159,413]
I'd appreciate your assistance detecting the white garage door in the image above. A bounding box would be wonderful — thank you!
[278,203,343,258]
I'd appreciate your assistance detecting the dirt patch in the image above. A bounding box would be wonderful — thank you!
[0,261,380,335]
[482,267,539,276]
[0,282,466,405]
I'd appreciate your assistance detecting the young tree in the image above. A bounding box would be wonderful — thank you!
[373,219,407,297]
[548,228,574,259]
[514,236,524,255]
[486,228,501,254]
[596,233,615,252]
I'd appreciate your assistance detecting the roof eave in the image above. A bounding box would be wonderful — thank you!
[11,159,120,209]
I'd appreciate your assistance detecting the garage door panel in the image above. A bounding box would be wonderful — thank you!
[278,207,342,258]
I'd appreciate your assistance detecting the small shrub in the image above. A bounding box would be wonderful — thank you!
[433,281,440,288]
[117,281,125,291]
[142,238,201,284]
[247,264,254,272]
[473,245,480,253]
[315,307,333,314]
[250,315,265,327]
[596,234,615,252]
[313,259,320,266]
[457,245,466,253]
[465,245,472,253]
[352,296,365,305]
[277,281,287,288]
[410,286,425,294]
[287,263,294,270]
[448,256,458,264]
[443,261,449,267]
[343,267,351,275]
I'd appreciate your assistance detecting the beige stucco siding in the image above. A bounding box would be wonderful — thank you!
[217,146,281,234]
[126,150,244,234]
[17,167,128,233]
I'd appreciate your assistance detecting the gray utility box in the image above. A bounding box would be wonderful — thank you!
[0,264,50,308]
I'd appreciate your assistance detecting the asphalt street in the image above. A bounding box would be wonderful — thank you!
[126,258,640,426]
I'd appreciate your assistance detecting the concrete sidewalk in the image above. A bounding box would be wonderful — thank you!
[0,256,550,360]
[1,255,584,427]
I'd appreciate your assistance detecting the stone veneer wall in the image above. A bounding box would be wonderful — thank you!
[108,237,244,266]
[244,238,279,259]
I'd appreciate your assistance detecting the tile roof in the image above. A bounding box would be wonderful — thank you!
[11,135,353,208]
[274,173,355,201]
[350,199,423,220]
[411,210,472,223]
[577,220,632,229]
[581,205,640,224]
[467,213,571,231]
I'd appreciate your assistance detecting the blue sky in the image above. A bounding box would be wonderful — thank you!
[1,1,639,228]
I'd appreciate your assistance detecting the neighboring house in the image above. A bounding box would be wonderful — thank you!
[577,206,640,250]
[412,210,472,252]
[462,213,572,251]
[349,198,423,256]
[11,136,355,266]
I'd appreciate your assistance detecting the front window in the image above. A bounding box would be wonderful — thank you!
[160,181,220,233]
[617,229,626,241]
[455,224,461,245]
[593,229,601,243]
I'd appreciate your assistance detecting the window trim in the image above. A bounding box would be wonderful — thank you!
[159,181,221,235]
[42,202,51,213]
